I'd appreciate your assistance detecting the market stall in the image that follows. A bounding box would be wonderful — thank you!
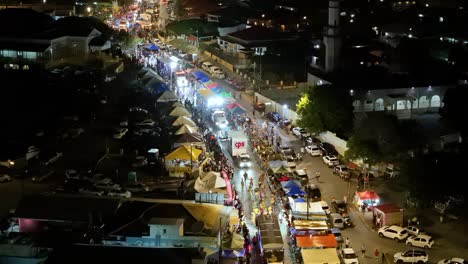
[169,106,192,117]
[300,248,340,264]
[164,145,202,177]
[355,190,380,210]
[373,204,404,227]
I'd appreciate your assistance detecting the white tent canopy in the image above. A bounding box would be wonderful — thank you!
[175,124,199,135]
[194,171,227,193]
[172,116,196,127]
[169,106,192,117]
[172,101,184,108]
[157,90,179,102]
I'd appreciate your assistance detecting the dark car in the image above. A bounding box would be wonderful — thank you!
[305,136,321,145]
[331,200,347,214]
[319,142,338,156]
[265,112,280,123]
[306,184,322,202]
[253,102,266,112]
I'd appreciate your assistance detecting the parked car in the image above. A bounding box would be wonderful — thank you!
[292,127,309,137]
[125,182,150,193]
[265,112,280,123]
[305,145,321,156]
[405,225,426,236]
[133,128,158,136]
[94,181,122,191]
[305,136,321,145]
[331,200,347,214]
[438,258,466,264]
[253,102,266,112]
[32,170,54,183]
[113,128,128,139]
[393,250,428,264]
[65,169,80,180]
[41,152,63,166]
[68,125,85,138]
[319,142,338,156]
[406,234,434,249]
[0,174,12,183]
[378,225,409,241]
[322,155,339,167]
[283,156,297,169]
[132,156,148,167]
[333,165,350,178]
[201,61,213,72]
[293,169,308,182]
[320,200,331,215]
[107,190,132,198]
[135,119,155,126]
[129,107,149,115]
[331,227,343,243]
[79,187,104,196]
[306,184,322,201]
[340,248,359,264]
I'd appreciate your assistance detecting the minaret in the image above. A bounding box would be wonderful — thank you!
[324,0,342,72]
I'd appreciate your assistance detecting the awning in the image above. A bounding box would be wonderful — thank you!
[165,145,202,161]
[293,220,329,231]
[175,124,199,135]
[356,190,379,200]
[296,234,338,248]
[191,70,209,81]
[229,106,246,116]
[169,106,192,117]
[211,87,223,94]
[144,43,159,51]
[301,248,340,264]
[198,89,216,99]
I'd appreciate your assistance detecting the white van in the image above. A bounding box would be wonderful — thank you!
[201,61,213,72]
[330,213,345,229]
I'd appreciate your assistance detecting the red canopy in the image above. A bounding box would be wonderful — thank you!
[357,190,379,200]
[207,83,218,89]
[225,102,239,109]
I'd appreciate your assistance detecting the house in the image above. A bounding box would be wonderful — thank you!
[0,9,112,70]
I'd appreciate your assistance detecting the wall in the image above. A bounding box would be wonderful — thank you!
[149,224,183,239]
[202,50,234,72]
[318,131,348,156]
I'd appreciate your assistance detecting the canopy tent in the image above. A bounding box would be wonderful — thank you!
[280,180,300,189]
[293,220,329,231]
[272,165,292,174]
[169,106,192,117]
[301,248,340,264]
[147,80,169,94]
[210,87,223,94]
[373,204,404,227]
[203,80,218,89]
[355,190,380,208]
[165,145,202,161]
[295,234,338,248]
[157,90,179,102]
[194,171,227,193]
[191,70,209,82]
[219,91,234,99]
[172,116,196,127]
[229,106,247,116]
[172,101,184,108]
[136,69,148,79]
[144,43,160,51]
[285,186,306,196]
[198,89,216,99]
[175,124,199,135]
[173,133,204,149]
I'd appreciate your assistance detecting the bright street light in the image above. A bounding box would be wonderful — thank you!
[169,62,177,91]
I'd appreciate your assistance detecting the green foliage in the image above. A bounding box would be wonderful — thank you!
[117,31,142,50]
[440,85,468,135]
[117,0,134,8]
[345,113,422,164]
[296,85,353,136]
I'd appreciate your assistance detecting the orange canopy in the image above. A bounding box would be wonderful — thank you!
[296,234,338,248]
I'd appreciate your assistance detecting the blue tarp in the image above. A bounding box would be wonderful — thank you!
[191,70,209,81]
[281,180,300,189]
[199,76,210,82]
[144,44,160,51]
[286,186,306,196]
[211,87,223,94]
[295,198,306,203]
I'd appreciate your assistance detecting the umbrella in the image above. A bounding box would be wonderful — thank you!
[286,186,306,196]
[172,116,196,127]
[194,171,227,193]
[272,165,292,174]
[169,106,192,117]
[175,124,198,135]
[144,43,160,51]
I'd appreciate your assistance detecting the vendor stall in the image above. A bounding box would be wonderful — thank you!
[295,234,338,249]
[373,204,404,227]
[301,248,340,264]
[355,190,380,210]
[164,145,202,177]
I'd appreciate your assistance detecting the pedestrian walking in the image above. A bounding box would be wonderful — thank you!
[381,252,386,263]
[374,249,380,259]
[361,244,366,257]
[345,237,350,248]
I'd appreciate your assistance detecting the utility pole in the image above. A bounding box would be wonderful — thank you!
[306,186,310,220]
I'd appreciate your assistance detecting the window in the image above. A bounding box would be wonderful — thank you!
[366,100,373,104]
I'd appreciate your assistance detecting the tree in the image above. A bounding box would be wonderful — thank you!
[345,113,421,164]
[440,85,468,135]
[296,85,353,137]
[117,31,142,50]
[117,0,134,9]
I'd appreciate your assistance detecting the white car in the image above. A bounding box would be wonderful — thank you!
[292,127,310,138]
[125,182,150,193]
[108,190,132,198]
[438,258,466,264]
[129,107,148,114]
[378,225,409,241]
[393,250,428,263]
[322,155,339,167]
[341,248,359,264]
[292,127,303,137]
[320,200,331,215]
[135,119,155,126]
[104,75,116,82]
[239,153,252,168]
[79,188,104,196]
[406,234,434,249]
[305,145,321,156]
[0,174,12,183]
[133,128,158,136]
[283,156,296,169]
[113,128,128,139]
[132,156,148,167]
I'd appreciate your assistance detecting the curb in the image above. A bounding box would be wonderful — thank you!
[352,206,377,232]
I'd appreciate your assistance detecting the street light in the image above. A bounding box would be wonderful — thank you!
[170,61,177,91]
